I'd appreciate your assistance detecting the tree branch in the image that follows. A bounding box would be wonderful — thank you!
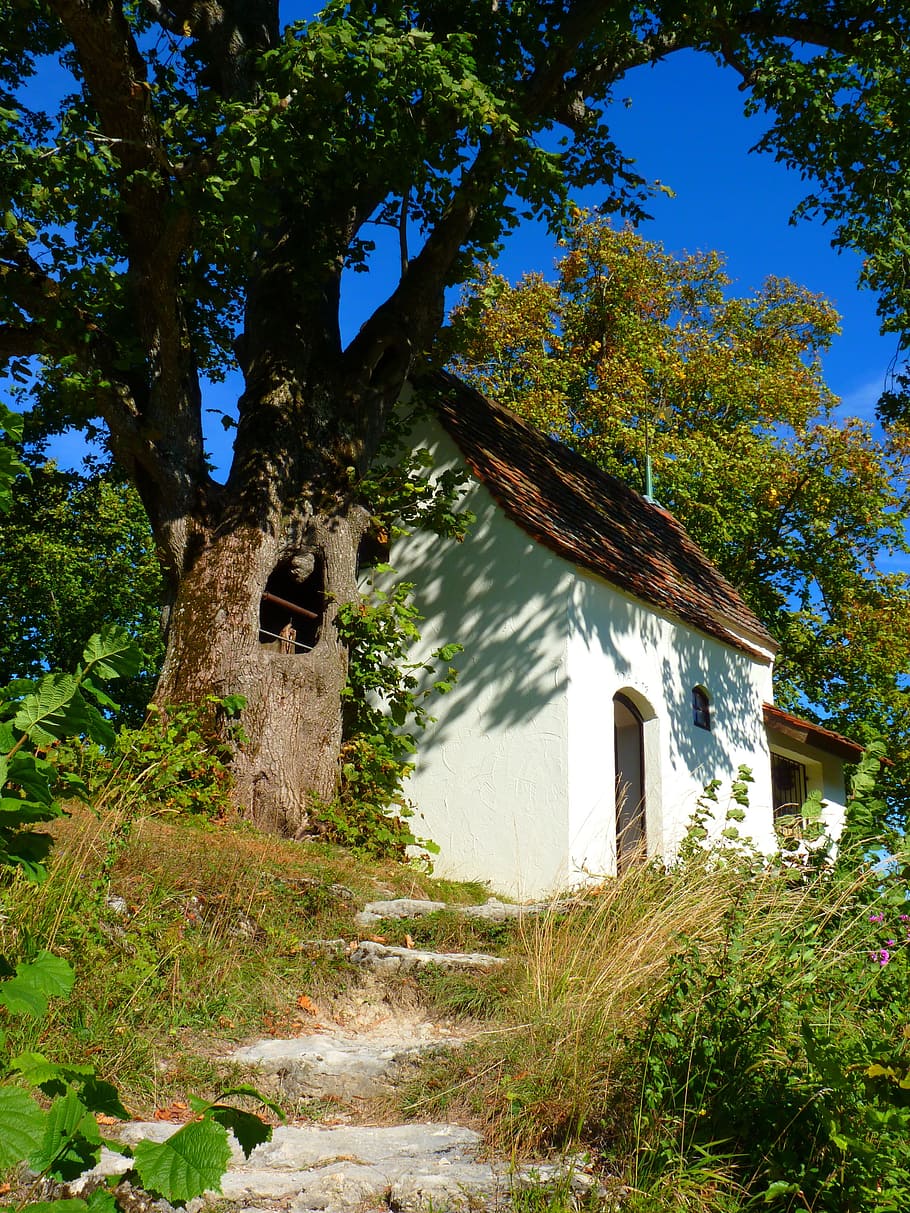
[342,0,626,388]
[48,0,209,512]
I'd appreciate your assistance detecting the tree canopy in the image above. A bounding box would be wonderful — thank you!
[449,218,910,821]
[0,458,163,721]
[3,0,910,825]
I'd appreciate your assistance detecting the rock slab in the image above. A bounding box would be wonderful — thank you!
[229,1031,460,1101]
[84,1122,590,1212]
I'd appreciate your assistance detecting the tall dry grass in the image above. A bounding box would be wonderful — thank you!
[473,849,870,1154]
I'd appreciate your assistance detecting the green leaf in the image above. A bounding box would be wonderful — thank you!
[763,1180,801,1200]
[0,829,56,881]
[207,1106,272,1158]
[13,675,91,745]
[86,1190,119,1213]
[132,1118,232,1202]
[0,951,75,1017]
[9,1050,94,1088]
[29,1086,102,1180]
[81,626,143,680]
[78,1077,129,1120]
[0,1086,46,1171]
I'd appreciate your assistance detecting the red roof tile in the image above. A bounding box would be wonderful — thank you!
[426,371,777,660]
[763,704,864,762]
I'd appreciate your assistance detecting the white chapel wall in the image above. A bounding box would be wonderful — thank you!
[566,575,779,880]
[384,419,575,897]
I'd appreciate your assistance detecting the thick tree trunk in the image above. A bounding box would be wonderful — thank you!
[153,503,369,835]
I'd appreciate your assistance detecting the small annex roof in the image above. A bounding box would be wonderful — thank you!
[425,370,778,660]
[763,704,864,763]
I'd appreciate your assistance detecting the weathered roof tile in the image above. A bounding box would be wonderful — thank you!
[428,371,777,660]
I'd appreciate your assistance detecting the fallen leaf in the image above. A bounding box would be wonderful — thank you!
[297,994,319,1015]
[404,933,415,949]
[95,1113,119,1126]
[367,935,387,944]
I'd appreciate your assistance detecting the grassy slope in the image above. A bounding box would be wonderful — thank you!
[0,805,502,1115]
[3,803,905,1213]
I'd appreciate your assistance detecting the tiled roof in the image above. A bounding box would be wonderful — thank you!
[426,370,778,660]
[763,704,864,762]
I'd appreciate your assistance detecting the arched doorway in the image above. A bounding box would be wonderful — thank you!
[614,692,646,872]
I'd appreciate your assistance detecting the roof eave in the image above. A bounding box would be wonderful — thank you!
[763,703,864,763]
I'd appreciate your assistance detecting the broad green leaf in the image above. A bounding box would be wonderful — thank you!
[6,750,56,804]
[87,1190,119,1213]
[81,627,143,681]
[29,1087,101,1180]
[0,951,74,1017]
[0,1086,46,1170]
[0,829,55,881]
[9,1051,94,1088]
[79,1077,129,1120]
[132,1118,232,1201]
[13,675,91,745]
[207,1106,272,1157]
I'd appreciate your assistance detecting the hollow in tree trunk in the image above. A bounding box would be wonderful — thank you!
[153,504,370,835]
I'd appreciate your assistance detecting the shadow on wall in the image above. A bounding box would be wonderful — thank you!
[571,578,766,788]
[397,485,570,751]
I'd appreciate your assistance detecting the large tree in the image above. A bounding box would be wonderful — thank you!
[3,1,910,831]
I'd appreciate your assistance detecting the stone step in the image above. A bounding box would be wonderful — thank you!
[81,1121,601,1213]
[355,897,561,928]
[228,1029,462,1102]
[350,939,507,974]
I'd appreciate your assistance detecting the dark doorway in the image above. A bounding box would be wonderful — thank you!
[614,692,646,872]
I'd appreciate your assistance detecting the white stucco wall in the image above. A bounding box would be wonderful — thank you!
[566,576,778,881]
[386,422,575,897]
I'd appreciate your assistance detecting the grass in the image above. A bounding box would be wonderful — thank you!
[3,787,902,1213]
[397,848,877,1168]
[0,800,497,1115]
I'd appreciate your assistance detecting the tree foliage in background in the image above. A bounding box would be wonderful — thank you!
[449,218,910,823]
[0,461,163,723]
[3,0,910,827]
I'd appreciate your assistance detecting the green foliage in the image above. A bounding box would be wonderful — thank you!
[0,405,268,1207]
[75,696,244,824]
[0,625,142,885]
[320,578,457,861]
[353,405,475,545]
[0,944,276,1206]
[317,411,469,861]
[0,460,163,725]
[0,403,28,516]
[630,761,910,1213]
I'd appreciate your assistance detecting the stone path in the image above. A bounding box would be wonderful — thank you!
[85,895,603,1211]
[84,1120,597,1213]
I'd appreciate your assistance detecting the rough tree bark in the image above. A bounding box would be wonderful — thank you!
[153,507,369,834]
